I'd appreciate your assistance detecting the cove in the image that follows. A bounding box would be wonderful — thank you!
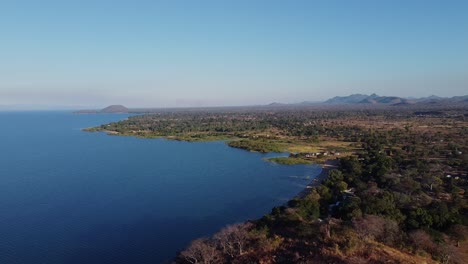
[0,111,321,263]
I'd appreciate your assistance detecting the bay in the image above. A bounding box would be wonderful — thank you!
[0,111,321,263]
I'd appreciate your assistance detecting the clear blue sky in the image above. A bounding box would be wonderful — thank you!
[1,0,467,108]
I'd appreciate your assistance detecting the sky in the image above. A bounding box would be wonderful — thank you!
[1,0,467,108]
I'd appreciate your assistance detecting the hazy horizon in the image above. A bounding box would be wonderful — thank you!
[2,92,467,111]
[1,1,467,108]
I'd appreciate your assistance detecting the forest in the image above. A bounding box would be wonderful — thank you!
[86,105,468,263]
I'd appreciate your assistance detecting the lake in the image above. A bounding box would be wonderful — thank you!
[0,111,321,263]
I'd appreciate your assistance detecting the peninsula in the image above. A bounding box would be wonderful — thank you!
[86,102,468,263]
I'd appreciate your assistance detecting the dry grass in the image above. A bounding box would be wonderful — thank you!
[331,240,437,264]
[285,140,355,154]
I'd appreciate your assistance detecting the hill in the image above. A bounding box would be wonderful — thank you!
[324,93,415,105]
[99,105,129,113]
[319,94,467,106]
[324,93,375,104]
[75,105,129,114]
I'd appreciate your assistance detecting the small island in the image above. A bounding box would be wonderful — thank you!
[75,105,129,114]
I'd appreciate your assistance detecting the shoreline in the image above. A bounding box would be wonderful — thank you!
[295,159,339,199]
[88,126,339,204]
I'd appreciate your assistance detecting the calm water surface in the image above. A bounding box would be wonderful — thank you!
[0,111,321,263]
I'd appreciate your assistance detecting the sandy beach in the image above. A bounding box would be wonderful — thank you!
[295,159,339,199]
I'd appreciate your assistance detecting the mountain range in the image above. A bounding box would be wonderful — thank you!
[72,94,468,114]
[314,94,468,106]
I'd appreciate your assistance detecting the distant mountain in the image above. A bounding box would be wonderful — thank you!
[424,95,445,100]
[100,105,129,113]
[75,105,129,114]
[323,93,413,105]
[298,101,322,105]
[73,95,468,113]
[325,94,468,106]
[412,95,468,105]
[266,94,468,107]
[267,102,287,107]
[324,94,371,104]
[449,95,468,102]
[359,96,413,105]
[265,101,322,107]
[412,95,446,103]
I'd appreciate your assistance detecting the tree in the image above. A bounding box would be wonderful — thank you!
[340,156,362,182]
[213,223,252,258]
[320,218,342,239]
[429,201,450,228]
[448,224,467,247]
[324,170,348,195]
[361,191,405,223]
[353,214,400,245]
[409,229,436,254]
[407,208,433,229]
[339,196,362,220]
[421,173,443,192]
[294,195,320,220]
[179,238,221,264]
[325,170,344,185]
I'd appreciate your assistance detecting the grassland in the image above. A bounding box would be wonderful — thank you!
[266,157,312,165]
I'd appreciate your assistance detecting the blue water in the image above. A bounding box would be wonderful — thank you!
[0,111,321,264]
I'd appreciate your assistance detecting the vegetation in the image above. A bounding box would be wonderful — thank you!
[87,105,468,263]
[267,157,311,165]
[84,108,364,154]
[228,139,283,153]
